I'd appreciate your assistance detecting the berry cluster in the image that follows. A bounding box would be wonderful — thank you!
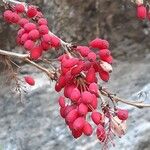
[2,2,129,146]
[3,4,60,60]
[55,38,128,142]
[136,2,150,20]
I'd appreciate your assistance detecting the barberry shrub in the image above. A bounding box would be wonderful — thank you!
[1,0,150,149]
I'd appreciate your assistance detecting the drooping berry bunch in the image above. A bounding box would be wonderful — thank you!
[136,1,150,20]
[55,38,128,143]
[2,1,129,147]
[3,4,60,60]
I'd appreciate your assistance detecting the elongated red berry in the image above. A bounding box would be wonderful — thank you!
[99,70,110,82]
[89,83,98,94]
[66,109,78,123]
[91,111,102,125]
[11,12,20,23]
[58,96,65,108]
[38,25,49,35]
[24,76,35,86]
[27,6,37,18]
[86,67,96,83]
[24,40,34,50]
[28,29,40,40]
[15,4,25,13]
[137,4,147,20]
[3,10,13,23]
[70,88,81,102]
[18,18,29,27]
[50,35,60,48]
[30,46,42,60]
[42,34,51,43]
[24,23,36,32]
[64,84,76,98]
[76,46,90,57]
[38,18,48,25]
[73,117,85,131]
[87,52,97,61]
[81,91,93,104]
[83,122,93,136]
[78,103,88,116]
[96,124,106,142]
[116,109,128,121]
[20,33,28,45]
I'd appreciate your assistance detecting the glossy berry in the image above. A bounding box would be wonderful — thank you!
[38,18,48,25]
[66,109,78,123]
[18,18,29,27]
[24,23,36,32]
[117,109,128,121]
[30,46,42,60]
[137,4,147,20]
[15,4,25,13]
[72,129,82,139]
[81,91,93,104]
[38,25,49,35]
[91,111,102,125]
[70,88,81,102]
[96,124,106,142]
[83,122,93,136]
[27,6,37,18]
[24,76,35,86]
[78,103,88,116]
[28,29,40,40]
[73,117,85,131]
[58,96,65,108]
[24,40,34,50]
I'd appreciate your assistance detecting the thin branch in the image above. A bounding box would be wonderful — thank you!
[100,88,150,108]
[0,49,29,58]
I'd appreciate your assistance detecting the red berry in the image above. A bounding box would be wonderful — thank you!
[30,46,42,60]
[86,67,96,83]
[50,35,60,48]
[17,28,25,37]
[27,6,37,18]
[3,10,13,23]
[24,40,34,50]
[28,29,40,40]
[81,91,93,104]
[137,4,147,20]
[99,70,110,82]
[24,76,35,86]
[83,122,93,136]
[87,52,97,61]
[11,12,20,23]
[42,34,51,43]
[15,4,25,13]
[20,33,28,45]
[18,18,29,27]
[91,111,102,125]
[60,107,66,118]
[41,41,51,51]
[38,18,48,25]
[70,88,81,102]
[66,109,78,123]
[90,94,98,110]
[117,109,128,121]
[58,96,65,108]
[96,124,106,142]
[76,46,90,57]
[99,49,111,59]
[64,84,76,98]
[24,23,36,32]
[78,103,88,116]
[38,25,49,35]
[89,38,109,49]
[89,83,98,94]
[73,117,85,131]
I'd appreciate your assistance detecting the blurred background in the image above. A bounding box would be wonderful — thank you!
[0,0,150,150]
